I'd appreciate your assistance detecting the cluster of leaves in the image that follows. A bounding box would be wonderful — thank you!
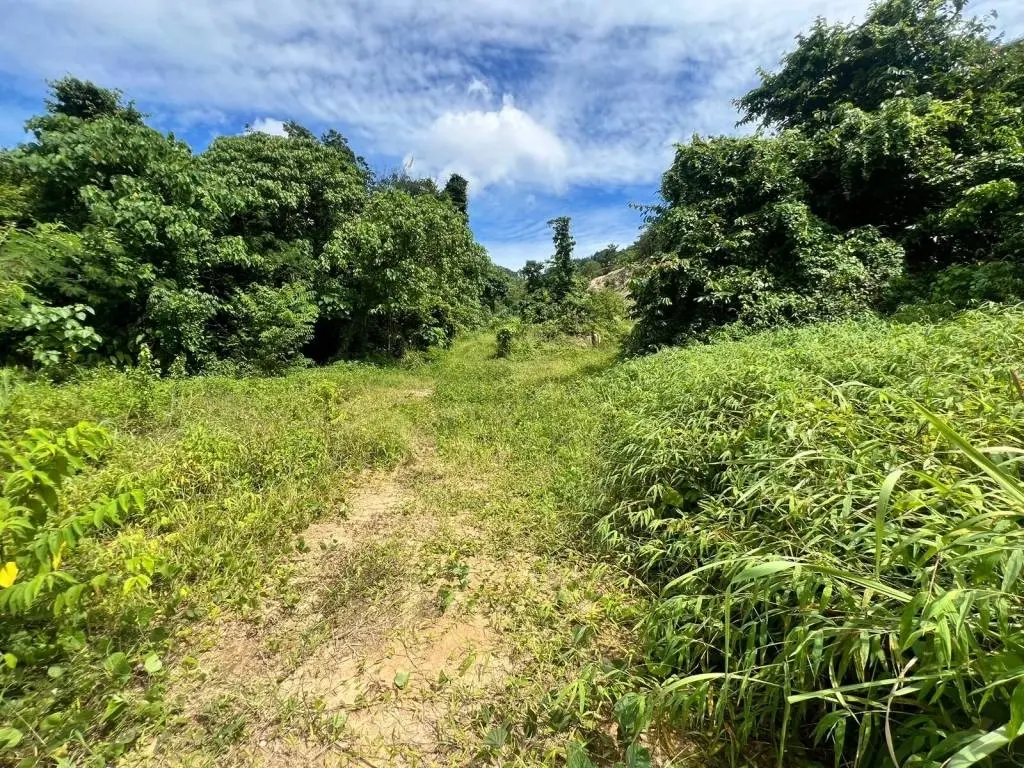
[590,307,1024,765]
[0,78,495,374]
[0,420,164,765]
[630,0,1024,350]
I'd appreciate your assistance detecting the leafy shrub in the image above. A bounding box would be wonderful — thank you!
[928,261,1024,307]
[12,303,102,374]
[324,187,490,358]
[0,421,155,764]
[592,307,1024,765]
[222,282,318,374]
[628,136,906,350]
[495,326,515,358]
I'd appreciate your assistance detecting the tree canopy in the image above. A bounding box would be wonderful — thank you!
[0,79,496,373]
[629,0,1024,350]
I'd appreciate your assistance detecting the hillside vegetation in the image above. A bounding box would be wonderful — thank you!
[590,308,1024,765]
[0,80,511,376]
[626,0,1024,350]
[4,0,1024,767]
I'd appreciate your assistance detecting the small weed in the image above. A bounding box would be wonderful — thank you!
[196,696,249,754]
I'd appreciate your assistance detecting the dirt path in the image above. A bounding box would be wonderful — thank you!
[153,459,495,765]
[128,346,631,767]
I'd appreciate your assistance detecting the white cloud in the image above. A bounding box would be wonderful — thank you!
[411,99,569,190]
[246,117,288,136]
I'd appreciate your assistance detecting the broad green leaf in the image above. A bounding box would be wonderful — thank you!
[625,744,653,768]
[0,727,23,750]
[484,725,509,750]
[945,726,1013,768]
[566,742,597,768]
[875,469,902,578]
[1008,684,1024,740]
[103,651,132,682]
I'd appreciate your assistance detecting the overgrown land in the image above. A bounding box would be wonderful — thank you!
[5,1,1024,766]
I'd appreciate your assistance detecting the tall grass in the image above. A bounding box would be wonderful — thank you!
[593,308,1024,766]
[0,362,421,764]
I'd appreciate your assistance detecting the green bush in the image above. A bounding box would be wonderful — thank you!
[0,421,155,764]
[495,326,515,358]
[592,307,1024,765]
[628,0,1024,349]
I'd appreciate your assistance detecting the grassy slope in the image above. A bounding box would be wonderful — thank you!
[7,308,1024,766]
[1,334,639,766]
[592,308,1024,765]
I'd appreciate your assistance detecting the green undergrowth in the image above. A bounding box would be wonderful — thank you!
[417,334,645,765]
[0,362,424,765]
[587,306,1024,766]
[10,307,1024,767]
[0,333,627,767]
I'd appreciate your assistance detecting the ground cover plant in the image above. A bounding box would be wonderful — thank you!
[0,360,420,764]
[587,307,1024,766]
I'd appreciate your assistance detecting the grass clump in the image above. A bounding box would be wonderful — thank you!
[0,362,421,765]
[591,307,1024,766]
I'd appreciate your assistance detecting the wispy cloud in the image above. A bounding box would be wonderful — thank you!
[0,0,1020,265]
[466,77,492,100]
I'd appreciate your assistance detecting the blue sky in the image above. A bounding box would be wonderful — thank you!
[1,1,1022,268]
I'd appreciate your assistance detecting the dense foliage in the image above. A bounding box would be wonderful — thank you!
[591,307,1024,765]
[574,243,629,280]
[629,0,1024,350]
[511,217,628,346]
[0,78,493,373]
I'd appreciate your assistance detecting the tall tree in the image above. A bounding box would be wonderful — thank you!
[44,76,143,124]
[546,216,576,301]
[322,128,373,184]
[738,0,994,130]
[521,260,545,293]
[443,174,469,219]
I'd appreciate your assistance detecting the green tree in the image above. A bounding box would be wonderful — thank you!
[630,135,904,350]
[375,171,442,198]
[738,0,994,130]
[324,188,489,357]
[443,174,469,218]
[546,216,575,301]
[321,129,373,184]
[202,130,365,256]
[521,260,545,294]
[45,76,143,124]
[11,91,223,361]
